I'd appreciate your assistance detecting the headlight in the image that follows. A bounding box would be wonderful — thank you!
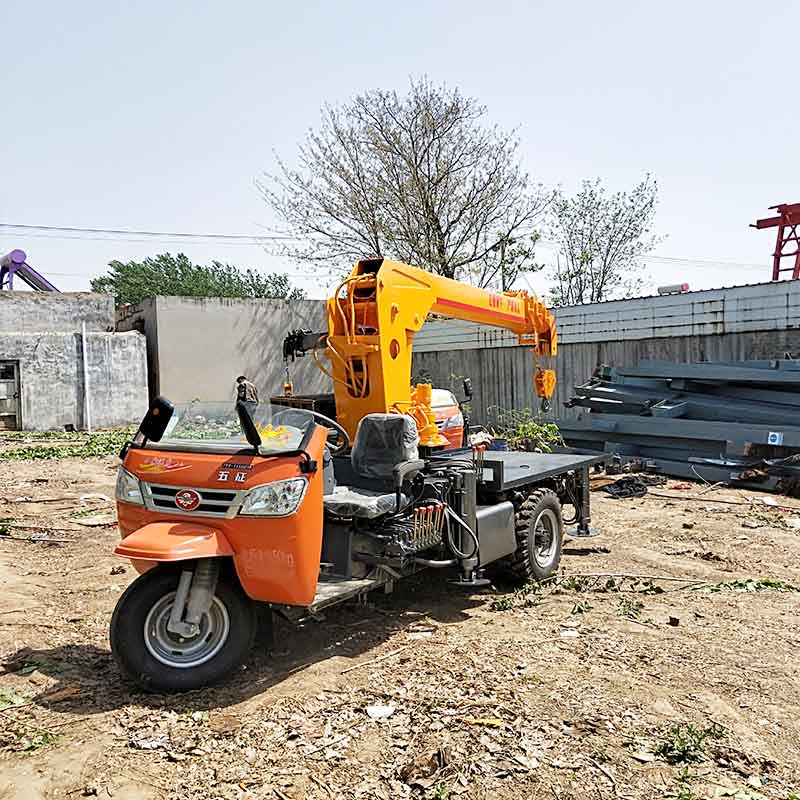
[239,477,308,517]
[442,412,464,431]
[116,467,144,505]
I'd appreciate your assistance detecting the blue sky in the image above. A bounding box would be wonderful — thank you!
[2,0,797,297]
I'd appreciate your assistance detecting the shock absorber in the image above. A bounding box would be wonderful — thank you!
[167,559,220,637]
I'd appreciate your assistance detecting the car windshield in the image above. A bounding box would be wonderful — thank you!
[430,389,457,408]
[146,401,315,455]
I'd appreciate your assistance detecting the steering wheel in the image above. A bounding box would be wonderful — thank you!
[272,408,350,455]
[310,411,350,455]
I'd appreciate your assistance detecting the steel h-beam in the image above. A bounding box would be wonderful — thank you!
[751,203,800,281]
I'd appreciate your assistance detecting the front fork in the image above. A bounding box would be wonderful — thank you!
[167,558,220,638]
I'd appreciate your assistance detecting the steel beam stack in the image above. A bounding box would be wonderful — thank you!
[559,359,800,492]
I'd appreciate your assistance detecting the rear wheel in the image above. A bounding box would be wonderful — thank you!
[110,566,256,692]
[503,488,563,583]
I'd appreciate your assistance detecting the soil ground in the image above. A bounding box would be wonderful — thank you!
[0,456,798,800]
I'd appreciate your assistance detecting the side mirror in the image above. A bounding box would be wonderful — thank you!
[462,377,473,400]
[236,401,262,450]
[139,396,174,442]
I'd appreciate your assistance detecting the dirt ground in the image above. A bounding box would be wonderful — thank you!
[0,456,798,800]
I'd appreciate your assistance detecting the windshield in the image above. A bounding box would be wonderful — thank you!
[430,389,458,408]
[147,401,316,455]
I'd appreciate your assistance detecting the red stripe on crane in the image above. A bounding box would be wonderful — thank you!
[435,297,522,324]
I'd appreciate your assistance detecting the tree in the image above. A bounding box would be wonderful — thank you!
[91,253,304,307]
[259,78,549,289]
[548,175,659,305]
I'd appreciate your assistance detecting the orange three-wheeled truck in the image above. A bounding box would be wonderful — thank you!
[110,259,604,691]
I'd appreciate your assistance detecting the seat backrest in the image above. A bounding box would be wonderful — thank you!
[351,413,419,482]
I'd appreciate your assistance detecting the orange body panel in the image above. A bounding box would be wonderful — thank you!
[114,521,234,561]
[432,403,464,450]
[116,426,327,606]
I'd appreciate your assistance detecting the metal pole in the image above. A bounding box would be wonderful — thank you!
[82,322,92,433]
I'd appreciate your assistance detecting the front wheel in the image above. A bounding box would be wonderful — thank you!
[503,488,563,583]
[110,566,257,692]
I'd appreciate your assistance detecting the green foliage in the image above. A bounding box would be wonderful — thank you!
[655,723,725,764]
[21,731,58,752]
[488,407,562,452]
[617,597,644,619]
[0,688,26,710]
[1,429,132,461]
[702,577,799,593]
[548,175,659,305]
[490,581,543,611]
[91,252,304,307]
[426,784,451,800]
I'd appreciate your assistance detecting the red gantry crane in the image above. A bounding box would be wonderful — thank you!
[752,203,800,281]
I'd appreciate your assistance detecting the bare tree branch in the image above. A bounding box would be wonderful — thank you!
[548,176,659,305]
[258,77,549,288]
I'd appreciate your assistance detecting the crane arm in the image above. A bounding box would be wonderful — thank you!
[296,258,557,446]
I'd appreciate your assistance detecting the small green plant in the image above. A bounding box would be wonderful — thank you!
[1,429,132,461]
[487,407,562,453]
[427,784,450,800]
[490,582,542,612]
[702,577,799,593]
[617,597,644,620]
[655,723,725,764]
[571,600,592,614]
[0,688,26,710]
[21,731,58,752]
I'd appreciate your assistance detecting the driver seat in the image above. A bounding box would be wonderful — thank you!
[323,414,423,519]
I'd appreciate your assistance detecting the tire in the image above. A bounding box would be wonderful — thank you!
[504,488,563,583]
[110,565,257,692]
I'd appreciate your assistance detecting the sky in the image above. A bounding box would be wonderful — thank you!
[2,0,798,299]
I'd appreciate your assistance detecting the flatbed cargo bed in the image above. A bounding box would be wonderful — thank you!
[431,448,606,491]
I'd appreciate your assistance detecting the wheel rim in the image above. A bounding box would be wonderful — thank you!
[144,591,230,669]
[533,508,559,569]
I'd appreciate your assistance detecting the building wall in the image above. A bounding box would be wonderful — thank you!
[1,292,148,431]
[413,280,800,424]
[1,331,148,430]
[124,296,332,403]
[0,292,114,333]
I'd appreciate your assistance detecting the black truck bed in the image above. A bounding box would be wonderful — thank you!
[431,449,607,491]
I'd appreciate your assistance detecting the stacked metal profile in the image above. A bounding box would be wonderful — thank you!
[559,359,800,492]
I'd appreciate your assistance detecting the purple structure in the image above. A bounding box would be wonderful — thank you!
[0,249,59,292]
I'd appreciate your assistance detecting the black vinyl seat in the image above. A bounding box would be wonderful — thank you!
[323,414,422,519]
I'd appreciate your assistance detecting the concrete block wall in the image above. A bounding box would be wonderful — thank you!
[0,292,148,431]
[0,292,114,333]
[1,332,148,431]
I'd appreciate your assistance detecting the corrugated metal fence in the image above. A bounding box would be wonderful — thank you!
[413,280,800,424]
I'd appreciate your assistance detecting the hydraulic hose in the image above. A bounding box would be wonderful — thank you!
[444,506,479,560]
[413,557,458,568]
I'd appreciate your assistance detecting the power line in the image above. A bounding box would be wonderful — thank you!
[0,222,295,241]
[1,222,767,271]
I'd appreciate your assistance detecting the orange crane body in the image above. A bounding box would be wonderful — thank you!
[319,258,557,446]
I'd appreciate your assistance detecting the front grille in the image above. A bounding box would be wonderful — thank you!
[143,484,242,518]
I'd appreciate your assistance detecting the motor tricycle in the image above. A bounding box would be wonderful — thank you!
[110,395,601,692]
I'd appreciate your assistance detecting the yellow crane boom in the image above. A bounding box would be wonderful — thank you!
[317,258,557,447]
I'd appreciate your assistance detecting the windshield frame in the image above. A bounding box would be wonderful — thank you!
[135,401,318,458]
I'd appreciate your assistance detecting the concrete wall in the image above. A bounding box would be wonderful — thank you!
[413,280,800,425]
[0,292,115,333]
[1,332,148,430]
[121,296,331,403]
[0,292,148,431]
